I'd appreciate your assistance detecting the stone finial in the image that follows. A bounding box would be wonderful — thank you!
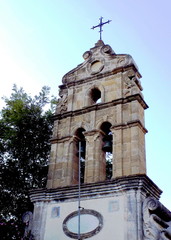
[95,40,105,47]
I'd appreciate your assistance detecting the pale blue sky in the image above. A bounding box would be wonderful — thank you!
[0,0,171,209]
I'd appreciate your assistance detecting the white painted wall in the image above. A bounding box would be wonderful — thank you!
[43,195,125,240]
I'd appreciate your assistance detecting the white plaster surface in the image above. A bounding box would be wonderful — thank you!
[43,195,125,240]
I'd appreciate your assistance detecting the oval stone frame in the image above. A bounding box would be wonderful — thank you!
[87,59,105,75]
[63,209,103,239]
[89,60,104,75]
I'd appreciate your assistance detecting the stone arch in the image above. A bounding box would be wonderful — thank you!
[73,127,86,184]
[84,84,105,107]
[71,122,89,137]
[96,117,114,131]
[99,121,113,180]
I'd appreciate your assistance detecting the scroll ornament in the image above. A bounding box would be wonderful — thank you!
[143,197,171,240]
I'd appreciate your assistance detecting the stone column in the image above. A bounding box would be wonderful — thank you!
[69,136,79,185]
[84,130,106,183]
[32,202,48,240]
[130,122,147,175]
[52,139,66,188]
[111,120,147,178]
[111,126,123,178]
[46,143,57,189]
[47,136,77,188]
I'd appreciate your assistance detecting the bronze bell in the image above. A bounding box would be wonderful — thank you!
[102,140,112,152]
[102,136,112,153]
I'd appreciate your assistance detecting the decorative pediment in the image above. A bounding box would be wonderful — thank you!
[62,40,139,84]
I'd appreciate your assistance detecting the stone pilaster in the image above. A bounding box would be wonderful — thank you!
[111,120,147,178]
[84,130,106,183]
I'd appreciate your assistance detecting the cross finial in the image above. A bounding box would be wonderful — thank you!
[91,17,112,40]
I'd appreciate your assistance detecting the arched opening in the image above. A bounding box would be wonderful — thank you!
[75,128,86,183]
[100,122,113,180]
[90,88,101,104]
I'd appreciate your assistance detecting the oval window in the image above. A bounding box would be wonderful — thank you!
[63,209,103,239]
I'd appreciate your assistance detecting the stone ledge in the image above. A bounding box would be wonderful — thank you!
[61,64,141,87]
[52,93,148,121]
[30,175,162,203]
[111,120,148,134]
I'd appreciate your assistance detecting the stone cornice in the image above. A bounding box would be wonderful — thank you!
[30,175,162,203]
[50,135,73,144]
[52,94,148,121]
[60,64,141,88]
[111,120,148,134]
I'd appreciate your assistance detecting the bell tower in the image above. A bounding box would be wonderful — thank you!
[30,40,171,240]
[47,40,147,189]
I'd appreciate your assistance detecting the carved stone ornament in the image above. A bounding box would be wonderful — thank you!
[101,44,113,54]
[123,75,136,97]
[22,211,34,240]
[83,51,92,60]
[87,58,105,75]
[123,69,143,97]
[143,197,171,240]
[90,60,104,74]
[117,56,125,64]
[56,88,68,114]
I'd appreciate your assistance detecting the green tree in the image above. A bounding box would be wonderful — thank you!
[0,85,56,239]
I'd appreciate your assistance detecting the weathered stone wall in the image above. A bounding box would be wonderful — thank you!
[30,175,163,240]
[47,41,148,188]
[30,41,171,240]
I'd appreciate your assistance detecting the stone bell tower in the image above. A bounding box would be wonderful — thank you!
[47,40,147,188]
[30,40,171,240]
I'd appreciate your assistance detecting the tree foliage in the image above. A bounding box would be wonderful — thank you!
[0,85,56,239]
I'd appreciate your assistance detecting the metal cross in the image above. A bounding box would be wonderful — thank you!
[91,17,112,40]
